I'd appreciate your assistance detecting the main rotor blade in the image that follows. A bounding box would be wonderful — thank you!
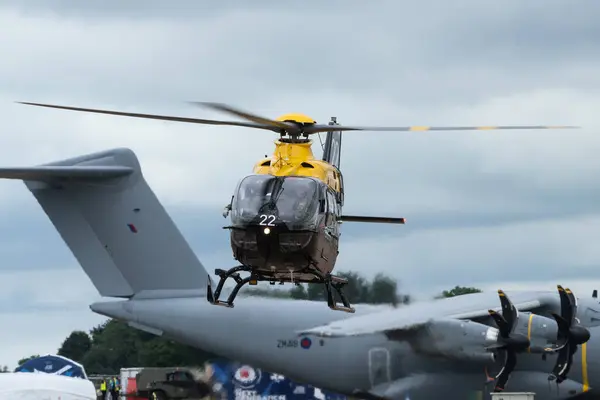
[189,101,296,132]
[16,102,279,132]
[304,124,580,134]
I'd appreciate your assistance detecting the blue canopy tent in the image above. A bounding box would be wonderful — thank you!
[14,354,88,379]
[206,359,347,400]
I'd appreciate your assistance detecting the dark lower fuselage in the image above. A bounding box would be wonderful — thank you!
[229,222,339,282]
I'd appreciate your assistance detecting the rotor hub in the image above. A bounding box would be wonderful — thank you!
[570,325,591,344]
[275,113,316,125]
[275,113,316,141]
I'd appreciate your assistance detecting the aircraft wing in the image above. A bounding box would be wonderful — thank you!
[297,290,554,338]
[301,289,593,395]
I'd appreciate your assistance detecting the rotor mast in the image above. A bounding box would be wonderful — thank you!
[277,128,310,143]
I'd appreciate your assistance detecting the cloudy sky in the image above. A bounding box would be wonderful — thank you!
[2,0,600,369]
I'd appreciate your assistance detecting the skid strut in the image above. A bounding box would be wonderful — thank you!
[207,265,256,308]
[206,265,356,313]
[325,273,355,313]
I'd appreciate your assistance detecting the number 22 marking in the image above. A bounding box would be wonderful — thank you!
[259,214,276,226]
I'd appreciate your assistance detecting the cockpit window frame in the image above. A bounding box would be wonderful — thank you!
[230,174,321,229]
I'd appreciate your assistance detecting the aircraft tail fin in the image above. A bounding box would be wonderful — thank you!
[0,148,210,298]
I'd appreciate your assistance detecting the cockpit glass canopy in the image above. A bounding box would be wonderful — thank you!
[231,175,320,228]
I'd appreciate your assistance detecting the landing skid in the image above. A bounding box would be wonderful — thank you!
[324,273,356,313]
[206,265,356,313]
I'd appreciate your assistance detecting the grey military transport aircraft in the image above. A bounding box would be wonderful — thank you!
[1,147,600,400]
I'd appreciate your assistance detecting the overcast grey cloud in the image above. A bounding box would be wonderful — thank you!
[1,0,600,369]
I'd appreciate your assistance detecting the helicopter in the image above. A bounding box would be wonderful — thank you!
[16,101,577,312]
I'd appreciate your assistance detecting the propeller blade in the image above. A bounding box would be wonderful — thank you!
[557,285,573,325]
[548,285,591,383]
[565,287,579,325]
[488,310,510,338]
[498,290,518,334]
[304,124,580,135]
[16,102,279,132]
[550,313,570,345]
[488,290,531,392]
[561,345,578,382]
[549,342,571,382]
[189,102,298,132]
[494,349,517,392]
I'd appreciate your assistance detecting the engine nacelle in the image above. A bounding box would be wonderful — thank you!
[509,311,559,352]
[412,319,498,363]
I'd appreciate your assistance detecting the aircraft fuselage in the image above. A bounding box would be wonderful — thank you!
[229,222,337,283]
[92,293,600,400]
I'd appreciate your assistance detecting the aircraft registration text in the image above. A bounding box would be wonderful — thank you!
[277,339,298,348]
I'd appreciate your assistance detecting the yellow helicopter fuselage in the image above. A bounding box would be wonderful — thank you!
[252,141,341,193]
[251,113,342,194]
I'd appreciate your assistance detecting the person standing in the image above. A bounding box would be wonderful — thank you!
[100,379,107,400]
[109,376,118,400]
[115,376,121,399]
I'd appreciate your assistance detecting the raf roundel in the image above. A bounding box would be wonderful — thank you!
[233,365,262,389]
[300,337,312,349]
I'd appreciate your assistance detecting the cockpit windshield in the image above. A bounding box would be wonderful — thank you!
[231,175,320,228]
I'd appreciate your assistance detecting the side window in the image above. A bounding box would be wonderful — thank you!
[326,190,339,236]
[319,186,327,213]
[326,191,335,221]
[337,171,345,206]
[331,191,339,217]
[330,192,335,214]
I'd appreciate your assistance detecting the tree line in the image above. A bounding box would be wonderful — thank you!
[244,271,412,306]
[6,271,481,374]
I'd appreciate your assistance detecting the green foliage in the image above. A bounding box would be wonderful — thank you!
[438,286,482,298]
[58,331,92,363]
[37,319,219,375]
[245,271,409,305]
[17,355,40,366]
[289,284,308,299]
[243,287,291,298]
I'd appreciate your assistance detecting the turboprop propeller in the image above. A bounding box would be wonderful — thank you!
[486,290,531,392]
[548,285,591,383]
[485,286,591,390]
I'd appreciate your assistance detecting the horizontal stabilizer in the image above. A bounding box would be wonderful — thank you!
[340,215,406,224]
[0,166,133,181]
